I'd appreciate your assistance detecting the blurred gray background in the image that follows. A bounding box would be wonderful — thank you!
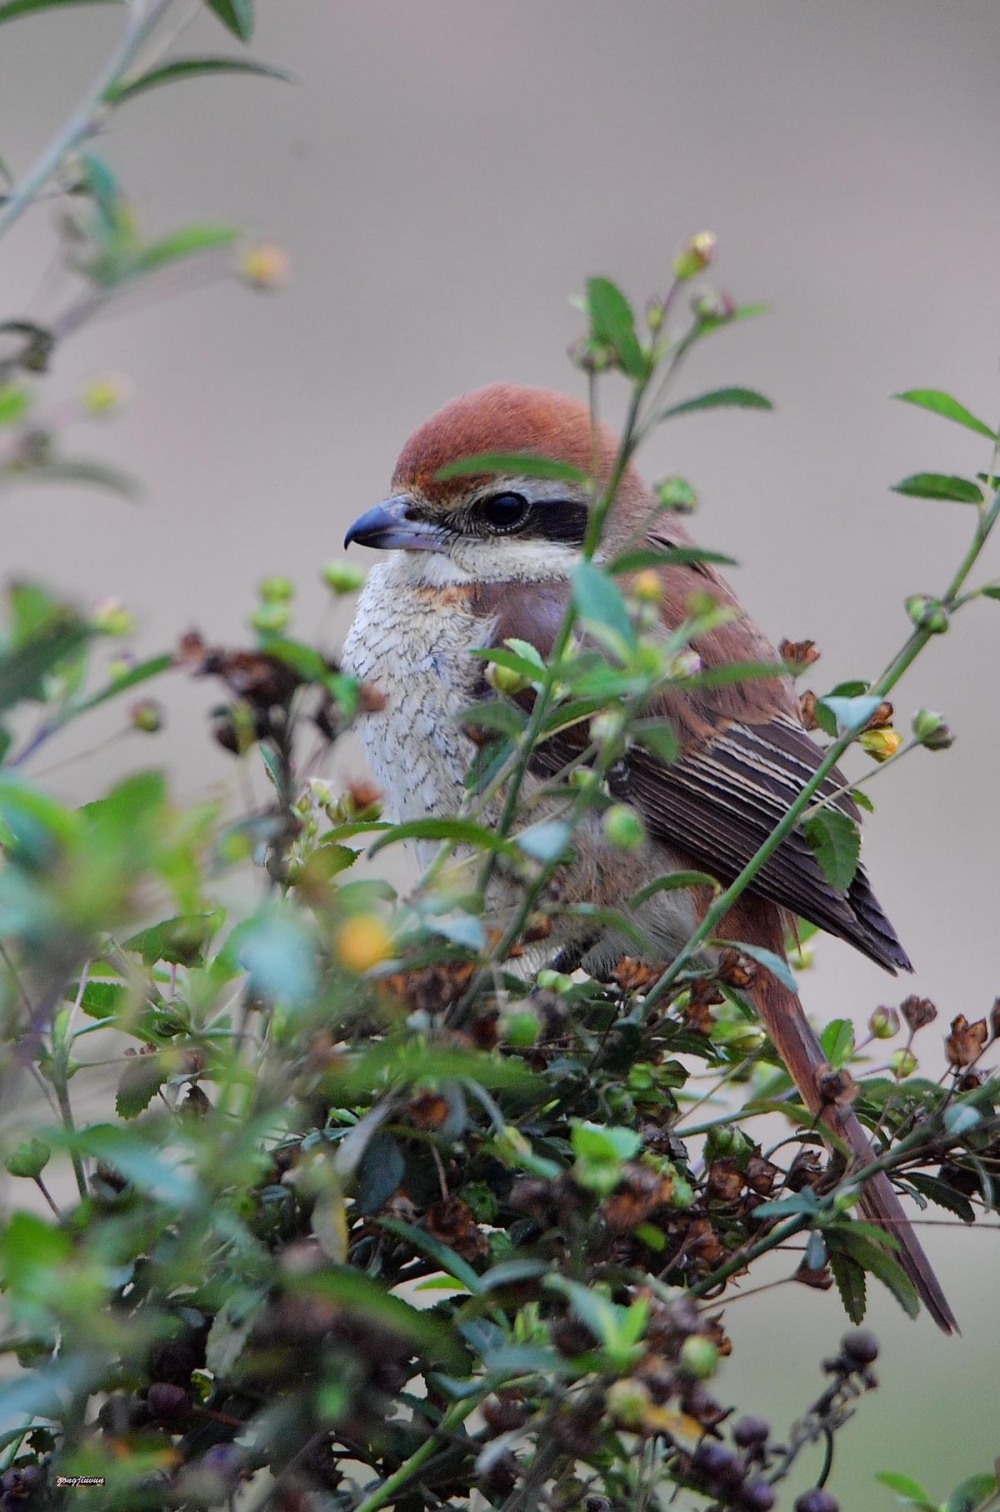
[1,0,998,1500]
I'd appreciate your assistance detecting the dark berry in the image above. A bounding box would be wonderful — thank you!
[733,1416,770,1447]
[693,1441,744,1488]
[794,1491,839,1512]
[146,1382,191,1423]
[739,1480,776,1511]
[840,1328,879,1366]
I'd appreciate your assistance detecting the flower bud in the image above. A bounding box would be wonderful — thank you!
[646,297,665,333]
[569,766,600,792]
[690,289,737,322]
[536,969,574,993]
[668,1174,696,1209]
[679,1335,719,1379]
[82,374,129,415]
[666,650,702,680]
[486,660,532,697]
[654,475,698,513]
[260,575,294,603]
[905,594,949,633]
[590,710,625,747]
[859,726,902,762]
[603,804,647,850]
[889,1047,918,1080]
[93,597,134,637]
[606,1379,652,1429]
[322,559,367,594]
[911,707,955,750]
[333,913,393,973]
[503,1010,541,1049]
[308,778,334,807]
[130,699,163,733]
[673,231,716,281]
[240,242,289,290]
[250,602,291,635]
[631,570,662,605]
[868,1005,899,1040]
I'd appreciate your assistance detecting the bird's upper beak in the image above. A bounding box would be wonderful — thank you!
[344,494,447,552]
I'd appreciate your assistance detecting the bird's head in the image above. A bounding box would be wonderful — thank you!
[344,383,655,584]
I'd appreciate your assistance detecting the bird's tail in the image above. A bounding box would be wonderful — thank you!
[751,969,957,1333]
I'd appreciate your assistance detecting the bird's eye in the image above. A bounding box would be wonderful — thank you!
[480,491,529,532]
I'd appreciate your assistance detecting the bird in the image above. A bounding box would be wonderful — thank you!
[341,381,956,1332]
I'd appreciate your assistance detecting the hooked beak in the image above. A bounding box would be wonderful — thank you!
[344,495,447,553]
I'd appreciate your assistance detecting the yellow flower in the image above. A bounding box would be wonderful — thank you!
[859,727,902,763]
[334,914,393,974]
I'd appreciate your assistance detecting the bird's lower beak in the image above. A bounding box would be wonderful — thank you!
[344,495,447,552]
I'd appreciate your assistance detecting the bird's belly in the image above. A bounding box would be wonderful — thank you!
[341,566,485,862]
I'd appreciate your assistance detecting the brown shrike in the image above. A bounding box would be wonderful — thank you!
[342,382,955,1332]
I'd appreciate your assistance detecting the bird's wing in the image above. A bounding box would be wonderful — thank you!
[469,561,911,974]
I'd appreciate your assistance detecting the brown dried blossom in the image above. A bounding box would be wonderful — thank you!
[945,1014,988,1070]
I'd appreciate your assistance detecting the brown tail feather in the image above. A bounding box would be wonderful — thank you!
[750,968,957,1333]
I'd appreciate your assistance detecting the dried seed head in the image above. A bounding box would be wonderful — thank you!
[779,638,820,670]
[945,1014,988,1069]
[900,994,937,1031]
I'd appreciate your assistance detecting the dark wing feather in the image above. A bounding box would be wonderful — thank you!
[468,578,912,974]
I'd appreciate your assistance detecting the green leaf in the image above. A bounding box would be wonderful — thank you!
[628,870,717,910]
[3,458,141,500]
[892,473,983,505]
[0,1212,71,1292]
[572,560,636,659]
[906,1172,975,1223]
[876,1471,936,1510]
[478,1258,548,1292]
[828,1228,919,1319]
[203,0,253,40]
[571,1121,641,1162]
[659,387,773,421]
[127,223,239,279]
[830,1251,867,1324]
[77,150,122,233]
[817,693,882,733]
[632,719,679,764]
[820,1017,855,1069]
[379,1218,481,1294]
[72,651,173,719]
[357,1132,405,1214]
[457,700,527,738]
[610,546,737,574]
[125,913,217,967]
[369,817,516,859]
[435,452,588,484]
[73,1125,195,1206]
[802,808,860,893]
[710,939,799,994]
[108,55,293,106]
[893,389,997,442]
[116,1053,168,1119]
[945,1473,999,1512]
[515,820,571,863]
[751,1190,819,1220]
[545,1275,623,1347]
[586,275,646,378]
[0,384,28,426]
[0,0,117,22]
[0,613,89,712]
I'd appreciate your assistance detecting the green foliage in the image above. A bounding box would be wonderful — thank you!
[0,12,997,1510]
